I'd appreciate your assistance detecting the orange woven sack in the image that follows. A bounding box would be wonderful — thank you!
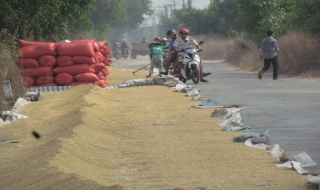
[97,42,106,54]
[104,42,111,55]
[94,80,108,88]
[57,56,74,66]
[21,67,53,77]
[102,57,111,66]
[72,55,96,65]
[53,64,94,75]
[32,83,57,87]
[55,73,74,85]
[35,76,55,85]
[15,58,39,68]
[19,44,56,58]
[57,41,95,57]
[96,72,105,80]
[74,73,99,82]
[68,82,93,86]
[18,39,55,48]
[93,63,105,73]
[38,55,56,66]
[94,51,104,63]
[101,67,109,76]
[24,76,35,87]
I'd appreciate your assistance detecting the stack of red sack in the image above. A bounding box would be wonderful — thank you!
[17,39,112,88]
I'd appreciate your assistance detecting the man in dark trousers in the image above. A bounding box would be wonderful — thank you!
[258,30,280,80]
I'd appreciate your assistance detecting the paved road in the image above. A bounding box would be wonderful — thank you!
[114,57,320,170]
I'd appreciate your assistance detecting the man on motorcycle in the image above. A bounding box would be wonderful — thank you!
[172,28,211,82]
[121,40,129,58]
[160,29,179,75]
[113,42,121,59]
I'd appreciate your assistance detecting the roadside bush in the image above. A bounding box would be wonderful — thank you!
[278,33,320,77]
[0,29,27,114]
[225,38,261,71]
[194,33,232,60]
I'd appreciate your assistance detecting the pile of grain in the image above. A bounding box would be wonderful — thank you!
[0,66,311,189]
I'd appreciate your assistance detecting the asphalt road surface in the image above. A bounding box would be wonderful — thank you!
[114,56,320,170]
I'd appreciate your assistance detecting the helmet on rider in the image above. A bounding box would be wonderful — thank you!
[166,29,177,37]
[179,28,189,34]
[154,36,161,42]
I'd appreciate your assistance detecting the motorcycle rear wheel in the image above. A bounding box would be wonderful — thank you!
[192,67,200,84]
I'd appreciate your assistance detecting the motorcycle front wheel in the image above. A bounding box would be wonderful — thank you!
[192,67,200,84]
[179,76,187,83]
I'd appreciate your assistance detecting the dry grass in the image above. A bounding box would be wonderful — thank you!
[194,34,232,60]
[278,33,320,77]
[225,39,262,71]
[200,32,320,78]
[0,43,27,114]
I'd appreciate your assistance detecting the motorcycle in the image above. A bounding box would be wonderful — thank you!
[121,47,129,59]
[113,45,121,60]
[175,41,203,84]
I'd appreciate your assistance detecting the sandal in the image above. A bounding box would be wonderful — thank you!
[200,79,209,82]
[203,72,211,77]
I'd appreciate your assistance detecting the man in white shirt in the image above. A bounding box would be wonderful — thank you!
[172,28,210,82]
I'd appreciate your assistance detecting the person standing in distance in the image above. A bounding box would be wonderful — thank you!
[141,38,147,43]
[258,30,280,80]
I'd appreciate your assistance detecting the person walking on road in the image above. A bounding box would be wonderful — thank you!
[258,30,280,80]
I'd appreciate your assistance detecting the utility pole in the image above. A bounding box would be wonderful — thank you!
[166,0,180,10]
[187,0,192,9]
[164,5,168,18]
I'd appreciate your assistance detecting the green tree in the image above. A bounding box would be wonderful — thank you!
[107,0,153,42]
[290,0,320,38]
[0,0,95,41]
[209,0,240,35]
[238,0,291,43]
[159,2,238,36]
[91,0,126,38]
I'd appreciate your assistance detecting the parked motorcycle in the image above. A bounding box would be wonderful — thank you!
[176,41,204,84]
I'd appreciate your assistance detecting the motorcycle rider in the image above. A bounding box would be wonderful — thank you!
[112,42,121,58]
[161,38,169,46]
[172,28,211,82]
[160,29,179,75]
[120,39,129,58]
